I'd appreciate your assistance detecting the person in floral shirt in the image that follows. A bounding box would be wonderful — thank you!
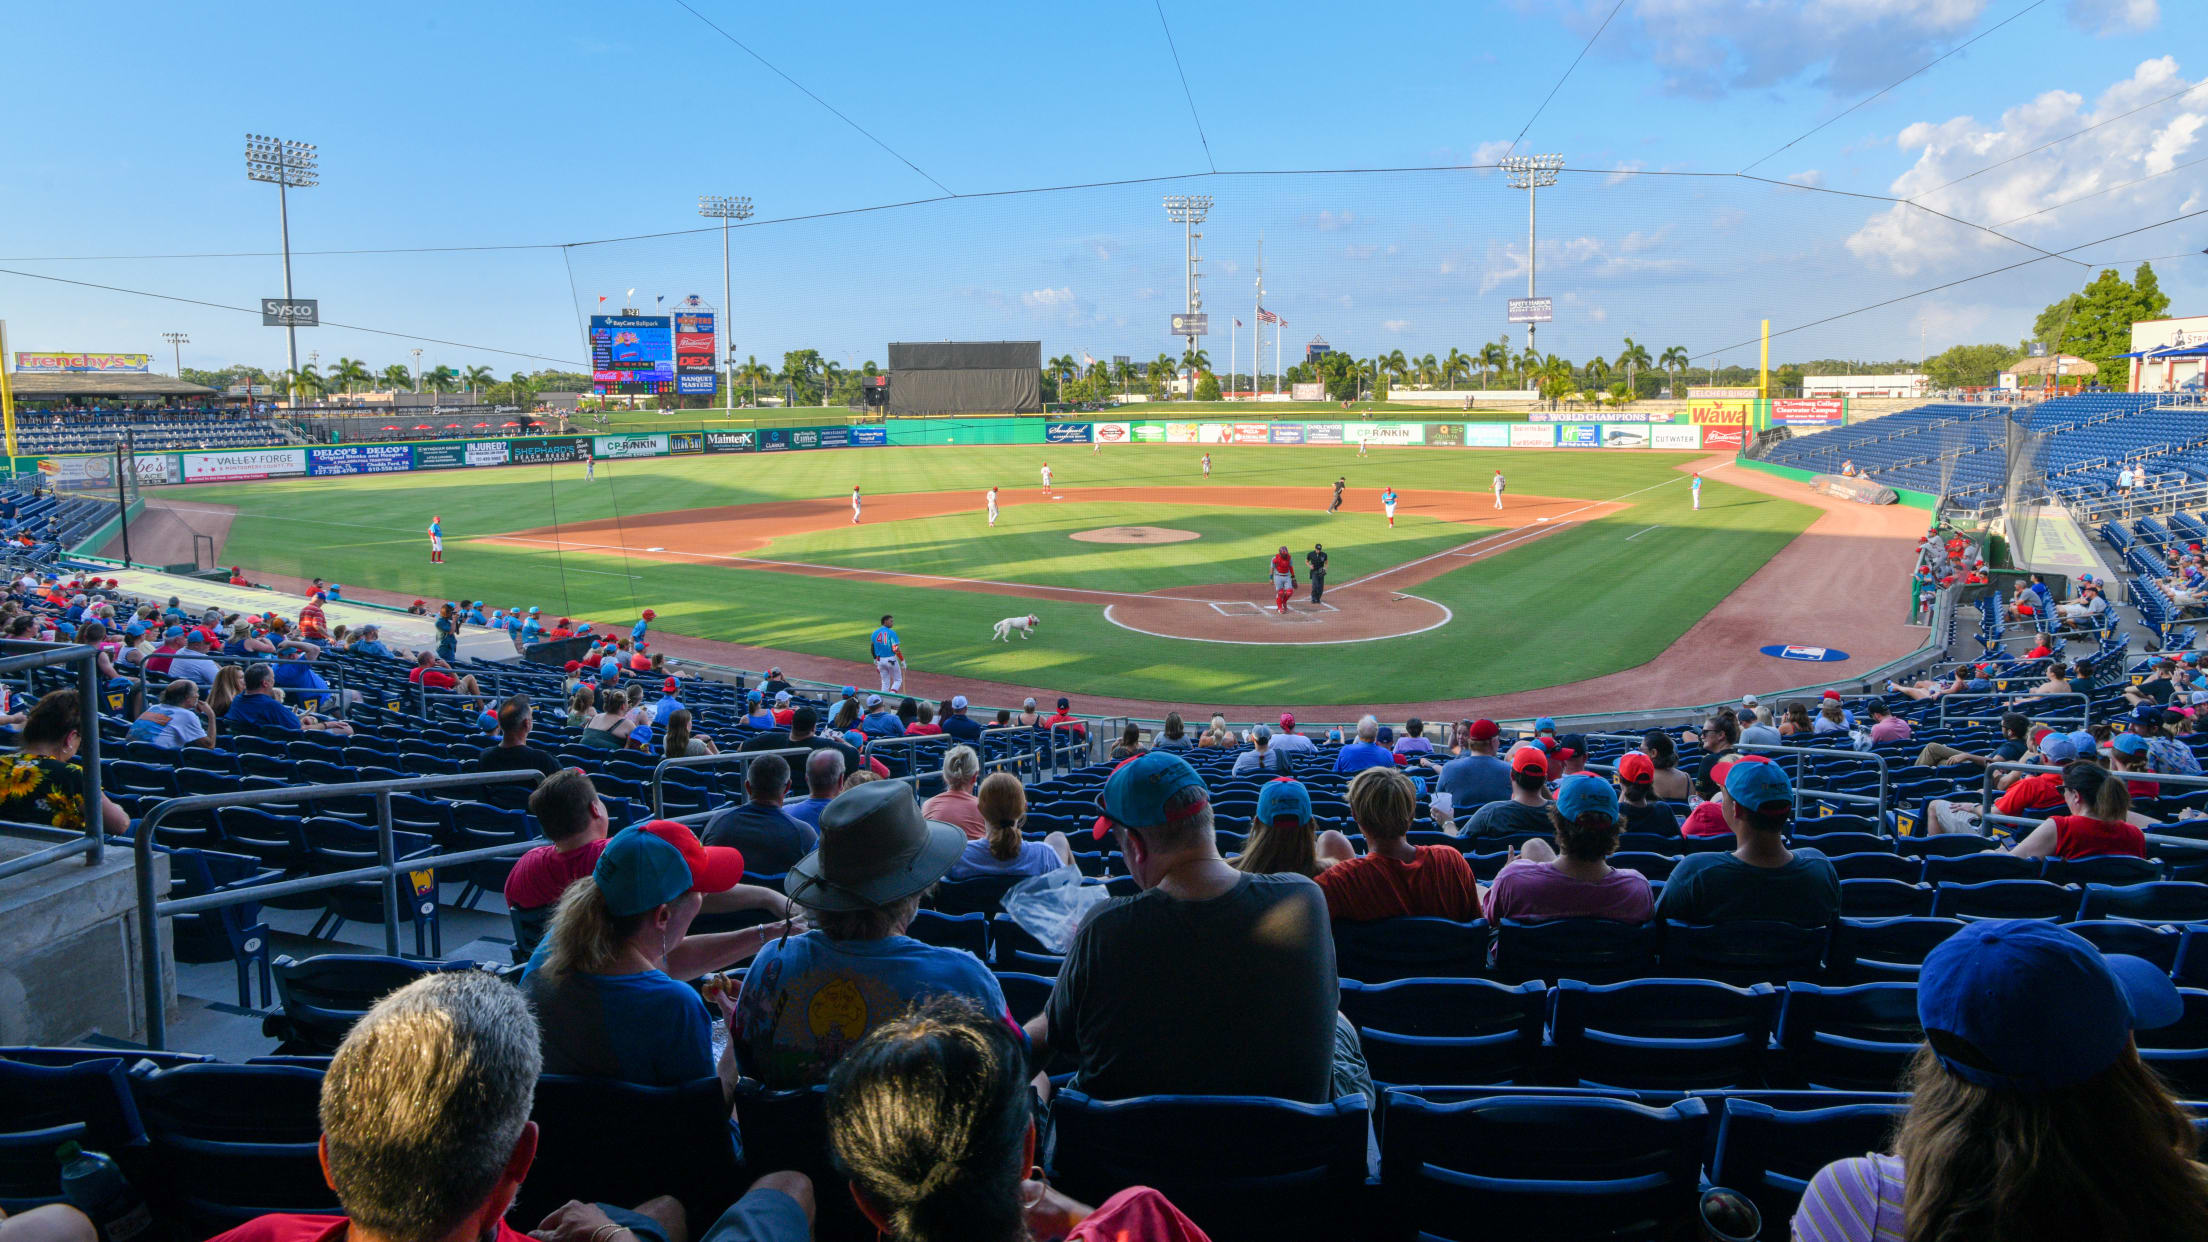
[0,689,128,835]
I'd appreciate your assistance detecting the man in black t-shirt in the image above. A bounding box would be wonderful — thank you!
[473,695,558,777]
[1305,544,1329,604]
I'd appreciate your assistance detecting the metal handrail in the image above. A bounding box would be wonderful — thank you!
[650,747,812,818]
[1737,741,1893,824]
[1938,690,2089,729]
[131,768,545,1049]
[1975,760,2208,843]
[0,642,109,884]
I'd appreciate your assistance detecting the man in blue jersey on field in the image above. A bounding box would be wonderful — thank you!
[870,613,904,693]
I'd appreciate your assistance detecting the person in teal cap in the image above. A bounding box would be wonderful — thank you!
[1656,759,1838,926]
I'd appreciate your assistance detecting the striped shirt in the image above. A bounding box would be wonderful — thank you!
[1792,1154,1906,1242]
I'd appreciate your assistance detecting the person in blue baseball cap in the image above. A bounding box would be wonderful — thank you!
[1233,776,1345,879]
[1486,772,1654,923]
[1030,750,1342,1104]
[1657,757,1838,926]
[1791,920,2201,1242]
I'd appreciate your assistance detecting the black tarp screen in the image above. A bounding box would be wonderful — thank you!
[886,341,1041,414]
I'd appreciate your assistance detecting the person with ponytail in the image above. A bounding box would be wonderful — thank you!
[2009,761,2148,860]
[826,997,1209,1242]
[949,772,1073,879]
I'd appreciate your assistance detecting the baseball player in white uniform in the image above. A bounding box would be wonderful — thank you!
[986,486,1000,527]
[991,613,1039,641]
[1492,470,1505,511]
[1040,461,1053,491]
[851,485,862,524]
[583,447,595,482]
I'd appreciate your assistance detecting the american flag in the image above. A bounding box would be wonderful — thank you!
[1234,318,1243,327]
[1258,307,1283,326]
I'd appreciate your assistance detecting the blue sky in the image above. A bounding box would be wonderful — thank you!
[2,0,2199,380]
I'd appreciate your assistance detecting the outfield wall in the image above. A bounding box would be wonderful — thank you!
[31,415,1749,491]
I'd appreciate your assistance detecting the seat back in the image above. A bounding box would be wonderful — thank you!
[1331,917,1490,983]
[1340,978,1546,1087]
[0,1057,143,1207]
[1708,1098,1907,1240]
[269,955,459,1053]
[1775,982,1923,1092]
[1829,917,1966,983]
[1929,879,2077,921]
[905,909,989,957]
[516,1076,742,1231]
[1660,920,1829,985]
[2079,881,2208,924]
[129,1063,332,1235]
[1550,978,1779,1090]
[1048,1090,1369,1242]
[929,874,1021,916]
[1491,917,1660,985]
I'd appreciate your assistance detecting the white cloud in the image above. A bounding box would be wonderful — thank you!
[1610,0,1989,96]
[2067,0,2158,33]
[1216,259,1240,275]
[1605,160,1646,186]
[1316,210,1357,231]
[1022,287,1074,309]
[1787,169,1827,188]
[1469,140,1514,169]
[1383,319,1412,333]
[1476,231,1687,294]
[1846,56,2206,274]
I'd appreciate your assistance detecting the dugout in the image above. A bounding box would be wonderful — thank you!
[886,341,1040,415]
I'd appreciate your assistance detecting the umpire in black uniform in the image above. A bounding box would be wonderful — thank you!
[1306,543,1329,604]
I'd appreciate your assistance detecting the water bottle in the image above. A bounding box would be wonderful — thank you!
[56,1141,153,1242]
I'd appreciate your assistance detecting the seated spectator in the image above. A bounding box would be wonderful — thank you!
[407,649,480,696]
[205,969,815,1242]
[166,630,220,685]
[1865,702,1913,744]
[949,771,1073,878]
[347,624,397,661]
[904,702,943,736]
[1198,713,1233,747]
[1681,754,1770,837]
[1614,751,1679,834]
[128,679,216,751]
[941,694,984,742]
[1739,706,1782,746]
[1333,714,1395,774]
[859,693,905,737]
[1231,723,1294,776]
[1641,728,1694,801]
[577,694,634,749]
[1462,745,1554,838]
[760,665,791,697]
[1928,732,2078,835]
[2134,706,2204,777]
[1151,711,1194,751]
[1393,716,1434,757]
[141,626,185,676]
[0,690,128,834]
[1779,701,1815,736]
[2110,731,2162,799]
[661,708,717,757]
[765,689,794,726]
[208,665,245,718]
[1316,766,1479,921]
[650,678,687,727]
[921,745,988,839]
[225,663,352,736]
[703,753,817,872]
[522,820,752,1086]
[786,749,842,831]
[1485,774,1654,923]
[1435,718,1509,812]
[1108,721,1144,761]
[1916,710,2031,770]
[827,699,866,748]
[732,780,1015,1088]
[2009,762,2148,858]
[475,695,559,777]
[825,997,1206,1242]
[1042,696,1086,736]
[1791,921,2199,1242]
[1027,753,1339,1103]
[1234,777,1352,878]
[1267,712,1317,755]
[1657,760,1838,926]
[505,770,616,945]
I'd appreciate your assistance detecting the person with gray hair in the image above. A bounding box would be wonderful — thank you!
[1333,713,1394,774]
[920,744,987,840]
[1232,723,1291,776]
[786,747,843,831]
[702,752,816,873]
[207,969,815,1242]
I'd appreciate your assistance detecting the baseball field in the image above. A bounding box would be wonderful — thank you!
[147,443,1841,708]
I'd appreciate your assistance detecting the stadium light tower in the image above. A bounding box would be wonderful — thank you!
[1164,194,1212,383]
[1502,153,1563,362]
[161,332,189,378]
[697,194,753,406]
[244,134,318,391]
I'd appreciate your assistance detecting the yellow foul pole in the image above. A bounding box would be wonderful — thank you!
[0,319,16,460]
[1759,318,1770,401]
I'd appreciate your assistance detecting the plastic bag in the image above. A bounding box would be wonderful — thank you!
[1001,863,1110,955]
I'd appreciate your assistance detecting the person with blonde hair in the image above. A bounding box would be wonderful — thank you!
[950,771,1072,878]
[1198,713,1232,748]
[921,744,988,839]
[208,664,246,718]
[1315,766,1480,921]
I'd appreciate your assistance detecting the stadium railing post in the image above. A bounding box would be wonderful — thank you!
[0,642,110,884]
[649,747,812,819]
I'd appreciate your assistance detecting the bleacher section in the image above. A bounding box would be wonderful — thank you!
[11,412,289,456]
[1764,392,2208,510]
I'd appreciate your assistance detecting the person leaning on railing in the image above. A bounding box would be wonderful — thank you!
[0,689,128,836]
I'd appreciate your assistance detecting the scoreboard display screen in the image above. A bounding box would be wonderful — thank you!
[590,315,674,385]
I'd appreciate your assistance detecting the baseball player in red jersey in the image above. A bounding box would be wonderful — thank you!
[1270,545,1296,614]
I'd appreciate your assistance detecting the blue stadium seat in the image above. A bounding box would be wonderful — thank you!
[1380,1090,1710,1242]
[1838,878,1933,918]
[0,1056,144,1211]
[1339,978,1546,1086]
[128,1062,333,1236]
[1491,917,1661,985]
[1929,879,2078,921]
[1660,921,1829,985]
[1922,852,2044,884]
[2135,989,2208,1098]
[161,846,278,1008]
[1826,853,1922,882]
[2077,881,2208,924]
[905,909,989,957]
[1048,1090,1369,1242]
[1775,982,1923,1091]
[930,874,1022,916]
[1828,917,1966,983]
[1550,978,1779,1090]
[1331,917,1489,983]
[264,955,466,1054]
[993,971,1054,1026]
[2044,855,2163,886]
[518,1076,743,1231]
[2065,919,2182,970]
[1708,1097,1908,1241]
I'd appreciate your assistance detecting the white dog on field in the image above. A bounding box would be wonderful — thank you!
[991,613,1040,641]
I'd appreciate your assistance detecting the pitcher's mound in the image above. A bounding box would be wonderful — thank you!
[1071,526,1200,545]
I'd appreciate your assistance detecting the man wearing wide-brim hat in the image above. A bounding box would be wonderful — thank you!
[728,779,1020,1088]
[1021,751,1342,1104]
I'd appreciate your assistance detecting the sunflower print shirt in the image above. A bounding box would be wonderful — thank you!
[0,754,87,831]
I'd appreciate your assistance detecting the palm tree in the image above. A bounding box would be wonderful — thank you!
[1516,347,1541,387]
[1414,353,1440,388]
[1616,338,1653,397]
[1441,347,1471,390]
[1181,347,1211,373]
[1479,341,1509,389]
[1536,354,1574,400]
[283,365,325,401]
[1584,355,1611,390]
[821,360,845,405]
[1112,358,1135,395]
[328,357,370,398]
[1047,354,1078,387]
[463,365,494,401]
[1381,349,1409,386]
[422,365,458,395]
[736,356,773,406]
[379,363,411,392]
[1660,345,1690,395]
[1150,352,1178,398]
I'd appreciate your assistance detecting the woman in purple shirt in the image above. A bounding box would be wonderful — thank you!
[1482,774,1652,923]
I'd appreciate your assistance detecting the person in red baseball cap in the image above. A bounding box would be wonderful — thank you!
[1614,750,1679,835]
[1269,711,1318,756]
[1680,754,1771,837]
[1461,745,1554,837]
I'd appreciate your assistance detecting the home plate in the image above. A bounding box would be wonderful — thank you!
[1537,517,1548,523]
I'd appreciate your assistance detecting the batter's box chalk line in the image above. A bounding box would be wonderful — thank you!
[1210,601,1262,616]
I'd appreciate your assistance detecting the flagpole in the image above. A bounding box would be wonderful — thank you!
[1254,239,1264,399]
[1230,319,1237,402]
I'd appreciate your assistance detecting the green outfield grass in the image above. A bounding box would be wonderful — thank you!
[175,444,1815,704]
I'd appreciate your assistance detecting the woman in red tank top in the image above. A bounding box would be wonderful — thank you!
[2010,762,2147,860]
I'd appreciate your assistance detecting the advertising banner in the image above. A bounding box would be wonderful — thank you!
[1702,426,1747,451]
[1557,424,1603,448]
[1428,423,1466,447]
[134,454,182,485]
[758,429,791,453]
[1464,423,1510,447]
[1596,424,1649,449]
[1688,399,1752,425]
[1651,425,1703,450]
[815,426,851,449]
[1290,382,1324,400]
[1164,422,1201,444]
[588,315,674,389]
[1093,421,1131,445]
[14,352,150,373]
[510,436,584,464]
[416,440,513,469]
[1230,422,1272,444]
[1268,423,1306,445]
[850,426,888,447]
[309,445,414,477]
[183,448,307,483]
[672,307,717,397]
[1528,407,1672,423]
[1305,423,1346,445]
[593,434,669,459]
[1349,422,1427,445]
[1197,423,1229,444]
[791,428,821,450]
[1508,424,1557,448]
[704,430,757,454]
[1044,422,1093,444]
[1131,422,1166,443]
[1772,397,1845,427]
[668,431,703,455]
[44,456,118,489]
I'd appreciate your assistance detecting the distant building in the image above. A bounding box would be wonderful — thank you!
[2125,315,2208,393]
[1306,336,1333,365]
[1801,374,1928,400]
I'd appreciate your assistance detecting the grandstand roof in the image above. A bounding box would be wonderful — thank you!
[3,371,217,398]
[2006,355,2098,377]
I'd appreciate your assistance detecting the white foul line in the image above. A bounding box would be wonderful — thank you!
[1332,471,1687,593]
[1625,525,1659,541]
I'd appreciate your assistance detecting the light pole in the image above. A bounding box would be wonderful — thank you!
[244,134,317,394]
[1163,194,1212,391]
[1502,154,1563,363]
[161,332,189,379]
[411,348,424,394]
[697,194,753,407]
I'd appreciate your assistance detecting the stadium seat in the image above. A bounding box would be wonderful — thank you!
[2065,919,2182,970]
[993,972,1055,1025]
[2077,881,2208,924]
[517,1076,743,1231]
[2044,855,2163,886]
[1838,878,1933,918]
[0,1056,143,1210]
[905,909,989,957]
[1921,852,2044,884]
[1829,917,1967,983]
[1660,921,1828,985]
[1490,917,1661,985]
[1339,978,1546,1086]
[1048,1090,1369,1242]
[1380,1090,1710,1242]
[1331,917,1489,983]
[128,1062,334,1235]
[2134,989,2208,1098]
[1774,982,1923,1091]
[1826,852,1922,882]
[1928,879,2078,922]
[1708,1097,1908,1241]
[264,955,466,1054]
[930,874,1022,916]
[1549,978,1779,1090]
[161,846,278,1008]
